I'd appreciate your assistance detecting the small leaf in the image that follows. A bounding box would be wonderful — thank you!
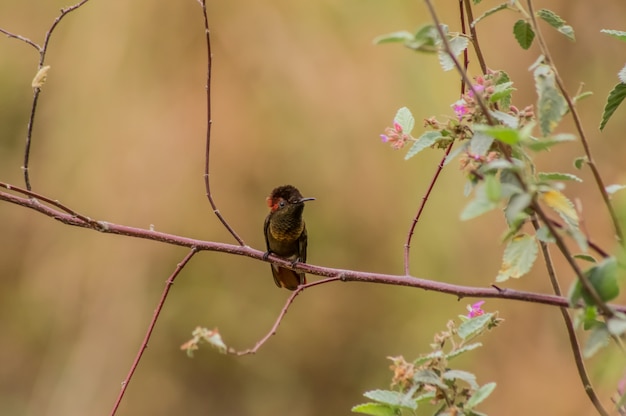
[394,107,415,134]
[32,65,51,88]
[525,134,575,151]
[558,25,575,41]
[475,125,521,145]
[573,91,593,103]
[534,64,567,136]
[537,9,575,41]
[601,29,626,42]
[583,323,610,358]
[460,184,499,220]
[489,81,516,104]
[443,370,479,389]
[352,402,398,416]
[574,156,588,169]
[541,189,578,224]
[600,83,626,131]
[607,314,626,337]
[446,342,482,360]
[438,35,469,71]
[444,141,470,165]
[413,369,447,389]
[472,3,509,28]
[538,172,583,183]
[363,390,416,409]
[373,31,414,45]
[458,314,493,340]
[606,184,626,195]
[404,131,441,160]
[466,382,497,409]
[504,192,532,225]
[573,254,596,263]
[513,20,535,50]
[496,234,538,281]
[490,110,519,128]
[485,174,501,202]
[535,225,555,243]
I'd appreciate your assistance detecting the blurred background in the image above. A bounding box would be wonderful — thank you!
[1,0,626,415]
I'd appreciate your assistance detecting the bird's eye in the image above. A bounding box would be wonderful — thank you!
[279,200,286,208]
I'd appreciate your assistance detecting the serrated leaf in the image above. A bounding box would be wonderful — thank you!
[537,9,575,41]
[601,29,626,42]
[458,314,493,340]
[541,189,578,224]
[394,107,415,134]
[470,131,494,156]
[363,390,416,409]
[352,402,399,416]
[538,172,583,183]
[513,20,535,50]
[443,370,479,389]
[490,81,516,104]
[600,83,626,131]
[504,192,532,225]
[438,35,469,71]
[534,64,566,136]
[373,31,415,45]
[413,369,446,389]
[574,156,588,169]
[583,323,610,358]
[472,3,509,27]
[525,134,575,151]
[558,25,575,41]
[466,382,497,409]
[404,131,441,160]
[496,234,538,281]
[606,184,626,195]
[461,184,499,220]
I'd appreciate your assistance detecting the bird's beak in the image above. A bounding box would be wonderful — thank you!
[299,197,316,203]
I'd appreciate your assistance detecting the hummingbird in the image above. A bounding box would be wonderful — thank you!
[263,185,315,290]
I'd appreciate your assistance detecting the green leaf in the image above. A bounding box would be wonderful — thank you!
[472,3,509,27]
[373,31,414,45]
[489,81,516,104]
[600,83,626,131]
[444,140,470,166]
[413,369,447,389]
[458,314,493,340]
[573,254,596,263]
[504,192,532,226]
[513,20,535,49]
[525,133,575,151]
[601,29,626,42]
[583,323,610,358]
[475,125,521,145]
[573,91,593,103]
[485,174,501,202]
[446,342,482,360]
[438,35,469,71]
[460,184,499,220]
[363,390,416,409]
[352,402,399,416]
[466,382,497,409]
[394,107,415,134]
[496,234,538,282]
[443,370,479,389]
[534,64,567,136]
[537,9,575,41]
[541,189,578,225]
[470,131,494,156]
[404,131,441,160]
[574,156,588,169]
[606,184,626,195]
[572,257,620,307]
[538,172,583,183]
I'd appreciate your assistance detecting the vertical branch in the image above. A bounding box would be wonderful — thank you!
[525,0,623,243]
[199,0,245,245]
[22,0,93,191]
[532,217,609,416]
[462,0,487,74]
[110,248,198,416]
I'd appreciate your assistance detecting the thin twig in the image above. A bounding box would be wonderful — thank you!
[462,0,487,74]
[525,0,623,243]
[232,277,341,355]
[532,217,609,416]
[198,0,245,245]
[110,248,198,416]
[3,187,626,313]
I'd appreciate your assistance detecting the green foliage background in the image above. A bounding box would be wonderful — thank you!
[0,1,625,415]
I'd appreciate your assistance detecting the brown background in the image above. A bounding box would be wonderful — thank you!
[1,0,626,415]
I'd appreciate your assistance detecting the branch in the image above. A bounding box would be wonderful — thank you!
[110,249,198,416]
[198,0,245,245]
[2,186,626,313]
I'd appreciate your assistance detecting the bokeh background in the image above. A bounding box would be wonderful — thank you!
[1,1,626,415]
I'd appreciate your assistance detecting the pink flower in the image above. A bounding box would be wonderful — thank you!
[467,301,485,318]
[452,99,468,120]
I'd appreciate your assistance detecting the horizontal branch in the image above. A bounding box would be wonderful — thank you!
[1,187,623,313]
